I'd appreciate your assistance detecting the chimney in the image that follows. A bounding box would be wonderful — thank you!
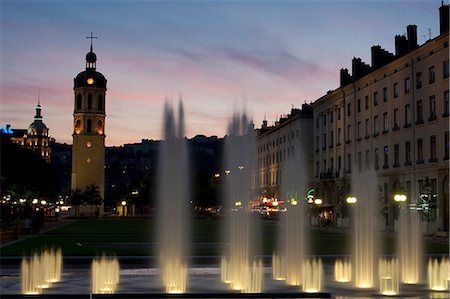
[371,45,394,70]
[440,2,449,34]
[352,58,371,81]
[395,35,408,57]
[262,119,267,129]
[407,25,418,50]
[340,68,352,87]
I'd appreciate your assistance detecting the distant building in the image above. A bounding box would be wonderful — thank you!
[312,3,449,233]
[255,104,314,202]
[3,102,52,163]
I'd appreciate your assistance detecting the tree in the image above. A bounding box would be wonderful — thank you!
[69,189,83,216]
[83,184,103,217]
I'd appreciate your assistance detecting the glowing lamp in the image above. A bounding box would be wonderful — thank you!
[41,200,47,205]
[235,201,242,206]
[121,201,126,206]
[32,199,39,204]
[394,194,407,202]
[346,196,357,204]
[272,201,279,207]
[291,199,298,206]
[314,198,322,205]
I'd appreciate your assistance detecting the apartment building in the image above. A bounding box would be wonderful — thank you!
[255,104,313,202]
[312,4,449,233]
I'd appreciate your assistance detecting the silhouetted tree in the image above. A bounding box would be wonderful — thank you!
[83,184,103,217]
[69,188,83,216]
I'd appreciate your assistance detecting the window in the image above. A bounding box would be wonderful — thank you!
[365,96,369,109]
[97,120,103,134]
[357,152,362,171]
[88,94,92,109]
[330,157,334,171]
[365,118,370,137]
[393,82,399,98]
[373,115,379,135]
[405,141,411,165]
[323,133,326,150]
[383,87,387,102]
[98,95,103,110]
[330,111,334,123]
[393,108,399,130]
[394,144,399,167]
[315,136,319,151]
[445,131,449,160]
[416,71,422,89]
[86,119,92,133]
[417,138,423,163]
[76,94,82,110]
[444,60,449,79]
[338,107,341,120]
[323,114,327,126]
[430,135,436,162]
[365,150,370,170]
[383,112,388,133]
[316,118,319,129]
[429,95,436,121]
[444,90,449,117]
[374,148,379,170]
[338,156,342,170]
[316,161,319,178]
[416,99,423,124]
[404,77,410,94]
[330,130,334,147]
[323,159,327,172]
[347,103,351,117]
[75,119,81,132]
[429,66,435,84]
[404,104,411,127]
[337,128,342,145]
[347,153,352,173]
[357,121,362,140]
[357,99,361,112]
[347,124,351,142]
[374,92,378,106]
[383,145,389,168]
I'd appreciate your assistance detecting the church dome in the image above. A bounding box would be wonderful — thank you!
[74,69,107,89]
[28,120,48,136]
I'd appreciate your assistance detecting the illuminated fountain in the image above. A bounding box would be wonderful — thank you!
[21,247,62,294]
[91,255,120,294]
[397,197,422,284]
[301,258,323,293]
[334,258,352,282]
[274,154,308,286]
[157,100,190,293]
[378,257,399,296]
[350,169,379,289]
[427,257,449,291]
[221,111,262,293]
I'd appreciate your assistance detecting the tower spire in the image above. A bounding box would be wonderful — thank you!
[86,32,97,51]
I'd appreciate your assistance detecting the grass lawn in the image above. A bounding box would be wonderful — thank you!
[0,217,448,257]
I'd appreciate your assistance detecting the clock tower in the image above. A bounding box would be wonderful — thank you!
[71,34,106,216]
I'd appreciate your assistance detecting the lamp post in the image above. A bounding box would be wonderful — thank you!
[346,196,357,227]
[121,200,127,217]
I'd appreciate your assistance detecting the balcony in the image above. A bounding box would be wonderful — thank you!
[382,130,389,135]
[416,159,424,165]
[403,123,411,129]
[392,125,400,132]
[372,132,379,138]
[364,135,370,140]
[428,157,438,163]
[404,161,412,166]
[428,115,437,122]
[415,119,424,126]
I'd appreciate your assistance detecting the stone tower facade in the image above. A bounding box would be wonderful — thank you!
[71,40,107,216]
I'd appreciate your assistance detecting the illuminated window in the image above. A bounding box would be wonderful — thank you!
[86,141,92,148]
[86,157,92,163]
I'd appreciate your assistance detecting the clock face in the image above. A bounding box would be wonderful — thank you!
[87,77,94,85]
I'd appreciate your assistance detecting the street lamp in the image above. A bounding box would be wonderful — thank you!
[32,199,38,204]
[314,198,323,205]
[394,194,407,202]
[121,200,127,217]
[346,196,358,204]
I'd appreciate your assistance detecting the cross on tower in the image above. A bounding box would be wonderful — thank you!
[86,32,98,50]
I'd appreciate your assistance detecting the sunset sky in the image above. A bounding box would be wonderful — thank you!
[0,0,442,146]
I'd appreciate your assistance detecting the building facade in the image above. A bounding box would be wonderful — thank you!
[71,40,107,216]
[312,4,449,233]
[255,104,314,204]
[5,102,52,163]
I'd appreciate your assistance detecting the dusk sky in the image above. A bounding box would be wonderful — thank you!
[0,0,442,146]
